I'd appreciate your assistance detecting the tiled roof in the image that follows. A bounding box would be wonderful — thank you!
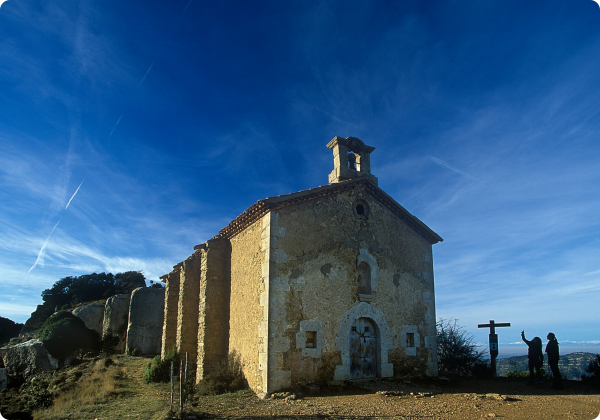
[213,178,443,245]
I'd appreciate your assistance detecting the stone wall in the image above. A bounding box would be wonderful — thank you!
[269,182,437,388]
[161,267,181,359]
[196,238,231,382]
[126,287,165,355]
[176,253,201,362]
[103,294,130,354]
[227,215,269,394]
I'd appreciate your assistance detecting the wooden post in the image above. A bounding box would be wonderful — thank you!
[170,362,174,417]
[478,320,511,377]
[185,352,189,383]
[179,359,183,417]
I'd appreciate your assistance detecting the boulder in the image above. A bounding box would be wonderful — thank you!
[72,303,105,336]
[0,368,7,391]
[103,294,131,353]
[126,287,165,355]
[0,339,57,380]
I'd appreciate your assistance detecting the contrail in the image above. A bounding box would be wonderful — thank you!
[182,0,194,15]
[65,178,85,210]
[28,220,61,273]
[108,113,124,139]
[139,59,156,86]
[139,1,194,86]
[428,156,477,180]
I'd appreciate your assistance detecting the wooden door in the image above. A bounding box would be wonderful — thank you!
[349,318,377,379]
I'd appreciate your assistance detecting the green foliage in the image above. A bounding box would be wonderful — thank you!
[149,280,164,289]
[437,318,485,376]
[100,333,120,355]
[0,316,24,345]
[38,311,100,365]
[41,271,146,309]
[23,302,56,332]
[143,347,179,383]
[197,351,248,395]
[582,354,600,384]
[20,375,53,411]
[505,370,530,378]
[129,347,142,357]
[26,271,146,333]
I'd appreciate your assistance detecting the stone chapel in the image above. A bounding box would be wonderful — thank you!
[160,136,443,395]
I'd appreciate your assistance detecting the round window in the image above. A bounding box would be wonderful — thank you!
[353,199,370,219]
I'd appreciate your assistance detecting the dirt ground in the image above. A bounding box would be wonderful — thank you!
[1,356,599,420]
[192,377,600,420]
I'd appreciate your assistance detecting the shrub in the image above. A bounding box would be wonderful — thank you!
[38,311,99,365]
[129,347,142,357]
[143,347,179,383]
[197,351,247,395]
[582,354,600,384]
[505,370,530,378]
[21,375,53,411]
[100,333,120,355]
[437,318,485,376]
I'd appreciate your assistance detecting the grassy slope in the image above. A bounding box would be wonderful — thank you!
[32,356,172,420]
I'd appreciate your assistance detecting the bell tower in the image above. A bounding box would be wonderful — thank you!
[326,136,378,185]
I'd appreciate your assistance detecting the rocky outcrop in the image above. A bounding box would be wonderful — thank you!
[103,294,130,353]
[0,339,59,380]
[0,368,7,391]
[126,287,165,355]
[72,303,105,336]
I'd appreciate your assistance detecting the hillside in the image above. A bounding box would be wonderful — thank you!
[496,352,597,380]
[1,355,598,420]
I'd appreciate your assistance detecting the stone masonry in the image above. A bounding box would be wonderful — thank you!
[176,252,201,362]
[160,267,180,359]
[195,238,231,383]
[160,137,442,395]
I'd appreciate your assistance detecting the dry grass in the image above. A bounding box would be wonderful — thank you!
[33,358,124,420]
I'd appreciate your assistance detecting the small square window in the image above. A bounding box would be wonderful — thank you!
[351,326,357,332]
[364,326,369,332]
[406,333,415,348]
[306,331,317,348]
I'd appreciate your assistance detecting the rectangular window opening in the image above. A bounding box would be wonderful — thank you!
[306,331,317,348]
[406,333,415,348]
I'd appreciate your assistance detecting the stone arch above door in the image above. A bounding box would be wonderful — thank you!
[334,302,394,380]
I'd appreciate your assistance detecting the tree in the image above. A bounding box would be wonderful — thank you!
[437,318,485,376]
[38,311,99,366]
[114,271,147,294]
[582,354,600,385]
[26,271,148,333]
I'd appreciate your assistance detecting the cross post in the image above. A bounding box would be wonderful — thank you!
[478,320,511,377]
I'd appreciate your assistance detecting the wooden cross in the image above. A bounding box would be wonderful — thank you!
[478,320,511,377]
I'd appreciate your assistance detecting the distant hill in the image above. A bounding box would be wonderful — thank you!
[496,352,597,380]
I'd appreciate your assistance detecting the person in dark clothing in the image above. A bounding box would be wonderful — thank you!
[545,332,563,389]
[521,330,544,385]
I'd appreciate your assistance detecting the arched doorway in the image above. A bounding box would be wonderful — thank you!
[349,318,377,379]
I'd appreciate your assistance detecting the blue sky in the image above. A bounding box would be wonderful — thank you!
[1,0,599,357]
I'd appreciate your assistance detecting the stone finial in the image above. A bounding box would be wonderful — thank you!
[326,136,378,185]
